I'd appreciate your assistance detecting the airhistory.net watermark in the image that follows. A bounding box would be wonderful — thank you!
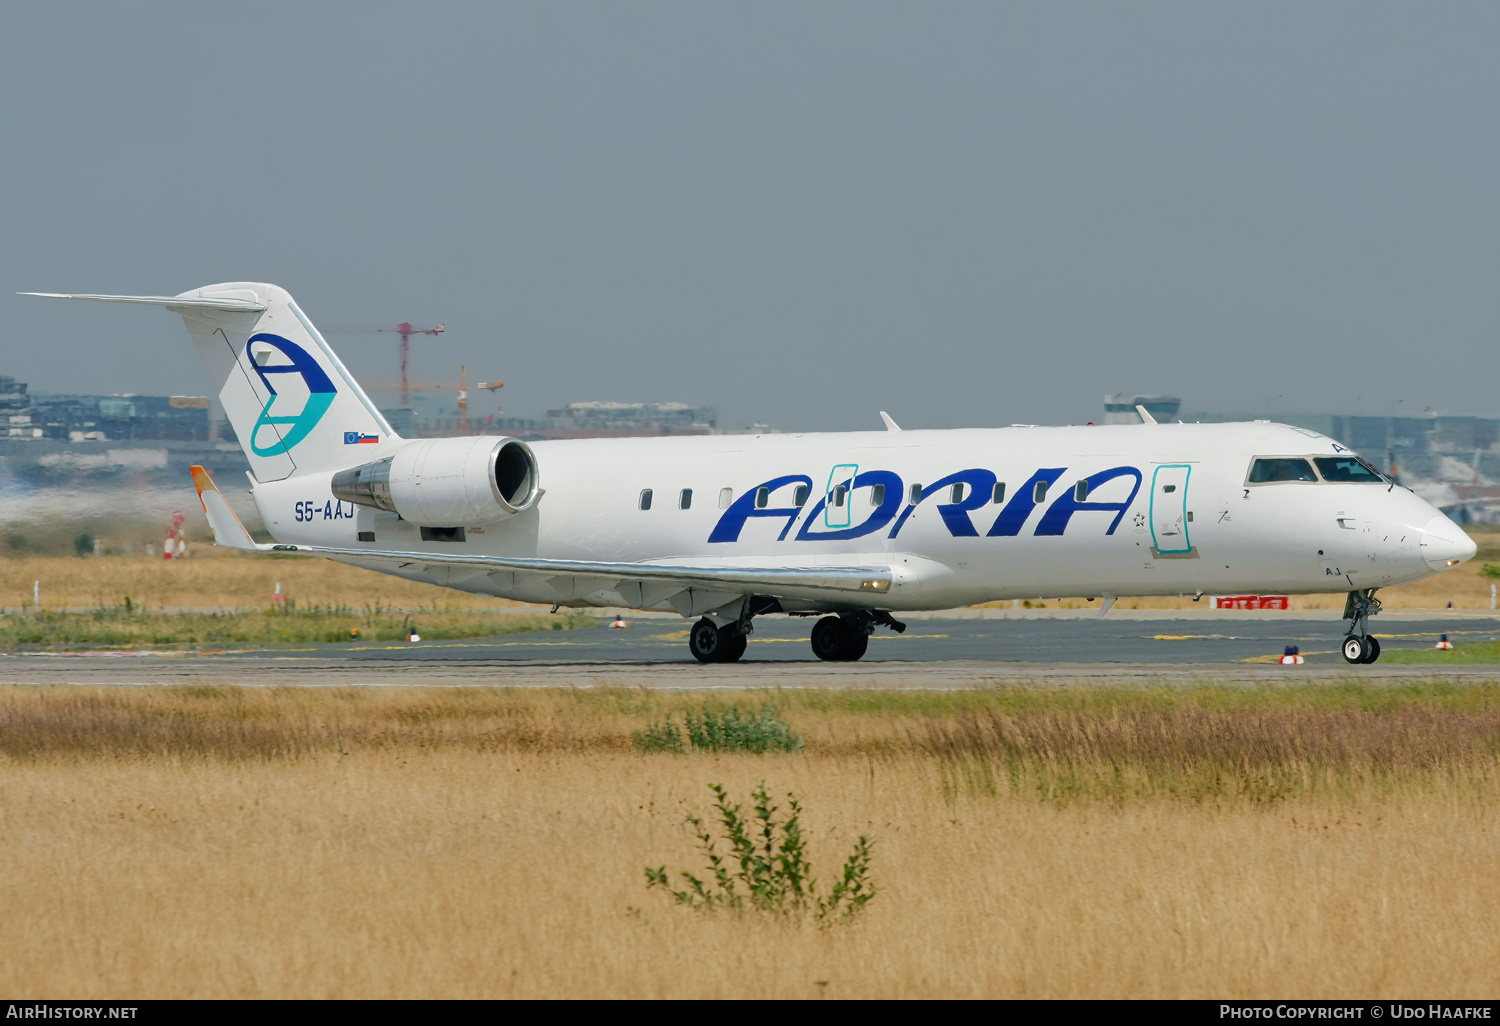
[5,1007,137,1020]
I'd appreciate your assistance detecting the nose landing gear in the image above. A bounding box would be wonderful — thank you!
[1341,589,1383,664]
[1341,634,1381,664]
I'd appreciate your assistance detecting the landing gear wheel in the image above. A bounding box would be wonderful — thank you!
[719,631,747,663]
[1359,635,1381,664]
[810,617,845,661]
[1342,635,1371,664]
[810,616,868,662]
[688,618,746,663]
[689,618,724,663]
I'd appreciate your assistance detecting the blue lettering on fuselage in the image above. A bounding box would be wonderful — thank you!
[707,475,814,543]
[708,465,1148,543]
[987,468,1067,536]
[887,469,997,538]
[1033,466,1142,536]
[796,470,903,541]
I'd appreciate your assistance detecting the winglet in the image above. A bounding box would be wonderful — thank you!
[879,411,901,432]
[1135,405,1158,425]
[191,465,264,550]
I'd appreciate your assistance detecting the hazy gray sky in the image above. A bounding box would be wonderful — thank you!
[4,2,1498,431]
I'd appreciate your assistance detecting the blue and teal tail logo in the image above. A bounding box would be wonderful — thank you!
[245,333,336,457]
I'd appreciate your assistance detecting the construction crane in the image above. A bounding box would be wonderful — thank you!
[357,366,503,437]
[326,321,445,405]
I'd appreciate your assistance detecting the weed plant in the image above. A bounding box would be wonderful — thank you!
[646,782,874,922]
[633,702,803,754]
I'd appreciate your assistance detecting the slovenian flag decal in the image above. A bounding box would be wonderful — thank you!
[343,432,380,444]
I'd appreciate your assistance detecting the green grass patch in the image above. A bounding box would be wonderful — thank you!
[0,606,597,649]
[634,702,805,754]
[1379,642,1500,664]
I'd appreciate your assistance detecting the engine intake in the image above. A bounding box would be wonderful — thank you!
[332,436,539,527]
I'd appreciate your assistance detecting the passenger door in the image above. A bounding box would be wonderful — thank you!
[823,463,859,529]
[1150,464,1193,555]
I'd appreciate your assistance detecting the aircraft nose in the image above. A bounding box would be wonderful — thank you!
[1421,515,1477,570]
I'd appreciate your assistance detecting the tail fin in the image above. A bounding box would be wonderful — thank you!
[23,283,397,482]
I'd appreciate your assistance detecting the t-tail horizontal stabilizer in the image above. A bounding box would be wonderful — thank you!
[190,466,266,551]
[19,292,268,311]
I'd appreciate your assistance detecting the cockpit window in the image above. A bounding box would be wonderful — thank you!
[1315,456,1384,483]
[1247,458,1318,483]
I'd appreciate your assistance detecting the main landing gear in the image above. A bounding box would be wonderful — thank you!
[1341,588,1382,664]
[811,616,868,661]
[810,611,907,662]
[685,605,907,664]
[688,618,748,664]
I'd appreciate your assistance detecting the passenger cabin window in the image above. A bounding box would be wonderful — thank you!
[794,484,809,507]
[639,488,653,510]
[756,487,770,509]
[950,483,965,503]
[1248,458,1318,483]
[1034,480,1048,503]
[1075,481,1089,502]
[718,487,733,509]
[909,484,922,504]
[1315,457,1384,483]
[992,482,1006,504]
[833,485,847,507]
[870,483,885,506]
[679,488,692,510]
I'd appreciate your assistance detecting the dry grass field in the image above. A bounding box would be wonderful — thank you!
[2,684,1498,999]
[0,549,539,612]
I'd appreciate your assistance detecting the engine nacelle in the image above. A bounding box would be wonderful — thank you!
[331,436,540,527]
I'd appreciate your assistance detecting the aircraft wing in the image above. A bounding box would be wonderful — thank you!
[191,466,892,615]
[294,546,892,614]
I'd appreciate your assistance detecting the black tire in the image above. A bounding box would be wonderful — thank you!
[719,631,748,663]
[810,616,869,661]
[1360,635,1381,664]
[1341,635,1367,664]
[810,616,846,661]
[689,618,723,663]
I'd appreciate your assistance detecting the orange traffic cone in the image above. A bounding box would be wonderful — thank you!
[1436,634,1453,650]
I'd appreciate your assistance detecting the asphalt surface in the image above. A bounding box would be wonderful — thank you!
[306,612,1500,666]
[4,612,1500,688]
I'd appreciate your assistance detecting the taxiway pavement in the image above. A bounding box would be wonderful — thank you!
[3,612,1498,688]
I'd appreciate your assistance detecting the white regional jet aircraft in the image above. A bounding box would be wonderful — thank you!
[27,283,1477,665]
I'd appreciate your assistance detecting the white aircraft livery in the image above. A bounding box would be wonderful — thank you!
[26,282,1477,665]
